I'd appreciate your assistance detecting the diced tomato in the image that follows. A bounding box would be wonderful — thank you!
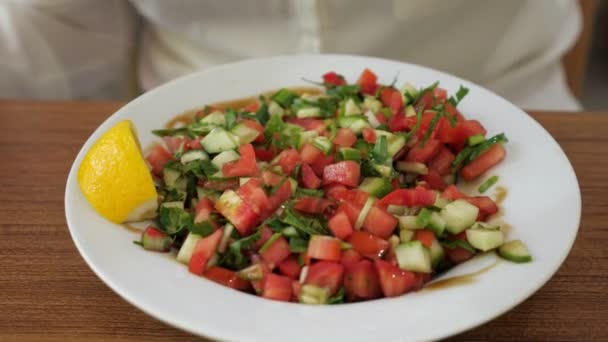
[305,261,345,295]
[308,236,342,262]
[416,91,436,111]
[334,189,370,206]
[254,226,274,250]
[263,273,293,302]
[261,170,283,186]
[374,259,416,297]
[375,112,388,125]
[460,144,506,181]
[325,184,349,200]
[286,118,327,134]
[415,229,436,248]
[237,178,271,216]
[405,138,442,163]
[442,184,465,200]
[162,136,185,154]
[333,128,357,147]
[300,143,324,166]
[433,87,448,102]
[250,262,271,294]
[300,251,312,266]
[241,102,260,113]
[294,196,333,214]
[465,196,499,219]
[260,236,291,265]
[429,147,455,176]
[242,119,265,143]
[146,144,173,177]
[357,68,379,95]
[188,228,223,276]
[291,280,303,301]
[340,249,362,268]
[267,181,292,213]
[380,87,403,114]
[322,161,360,187]
[204,266,250,291]
[420,169,448,191]
[277,148,301,175]
[378,187,437,207]
[344,260,382,300]
[347,231,390,259]
[199,178,239,191]
[215,191,260,236]
[186,137,203,150]
[337,201,361,226]
[223,144,257,177]
[438,120,486,146]
[412,272,432,291]
[362,206,398,239]
[362,128,377,143]
[388,112,412,132]
[194,197,215,223]
[322,71,347,86]
[310,154,335,178]
[415,111,440,139]
[445,246,474,264]
[278,256,303,279]
[254,147,275,161]
[300,163,321,189]
[445,102,466,122]
[328,210,354,240]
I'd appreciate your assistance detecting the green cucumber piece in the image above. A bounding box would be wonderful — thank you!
[355,197,375,230]
[268,101,284,117]
[363,96,382,113]
[401,83,418,104]
[211,150,240,169]
[338,115,370,133]
[200,111,226,126]
[433,195,450,209]
[163,165,187,191]
[373,164,392,178]
[395,241,432,273]
[239,177,252,186]
[466,228,504,252]
[398,215,424,230]
[312,136,333,155]
[399,229,415,243]
[387,134,406,158]
[498,240,532,263]
[429,239,445,267]
[176,232,202,264]
[358,177,392,198]
[161,201,184,209]
[298,130,319,148]
[230,122,260,145]
[180,150,208,164]
[440,199,479,234]
[405,105,416,117]
[396,161,428,175]
[217,223,234,253]
[299,284,330,305]
[236,263,265,280]
[344,98,362,116]
[337,147,361,161]
[387,205,407,216]
[297,106,322,118]
[428,211,446,236]
[201,127,239,153]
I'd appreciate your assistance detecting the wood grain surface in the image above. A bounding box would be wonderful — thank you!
[0,101,606,341]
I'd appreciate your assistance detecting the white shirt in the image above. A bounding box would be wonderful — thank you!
[0,0,582,110]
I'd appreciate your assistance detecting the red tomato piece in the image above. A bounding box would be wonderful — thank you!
[194,197,215,223]
[300,163,321,189]
[378,187,437,207]
[241,119,265,143]
[412,272,433,291]
[162,136,185,154]
[325,184,349,200]
[294,196,333,215]
[433,87,448,102]
[465,196,499,219]
[146,144,173,177]
[388,112,409,132]
[322,71,347,86]
[199,178,239,191]
[237,178,271,216]
[420,169,448,191]
[263,273,293,302]
[415,229,436,248]
[241,102,260,113]
[344,259,382,300]
[186,137,203,150]
[291,280,303,302]
[362,206,398,239]
[333,128,357,147]
[277,148,301,175]
[340,249,362,268]
[357,68,379,95]
[362,127,377,143]
[310,154,335,178]
[215,191,260,236]
[334,189,370,206]
[267,181,292,213]
[405,138,442,163]
[380,87,403,114]
[188,228,223,276]
[328,210,354,240]
[278,256,303,279]
[308,236,342,262]
[300,143,324,165]
[204,266,250,291]
[461,144,506,181]
[322,161,360,187]
[374,259,416,297]
[415,111,440,139]
[337,201,361,226]
[347,231,390,259]
[286,118,327,134]
[223,144,257,177]
[254,147,275,161]
[429,146,455,176]
[416,91,436,111]
[260,236,291,265]
[254,226,274,250]
[305,261,345,295]
[445,247,474,264]
[441,184,466,200]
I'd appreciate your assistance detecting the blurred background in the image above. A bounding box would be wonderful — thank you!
[0,0,605,111]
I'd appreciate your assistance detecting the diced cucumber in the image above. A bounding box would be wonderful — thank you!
[470,222,500,231]
[373,130,393,138]
[298,130,319,148]
[405,105,416,117]
[466,228,504,252]
[359,177,392,198]
[396,161,428,175]
[428,211,446,236]
[344,98,362,116]
[416,208,432,227]
[217,223,234,253]
[395,241,432,273]
[363,96,382,113]
[387,134,406,158]
[338,115,370,133]
[176,232,202,264]
[180,150,208,164]
[297,106,321,118]
[388,235,400,248]
[236,263,265,280]
[398,215,424,230]
[387,205,407,216]
[163,166,187,191]
[364,109,381,128]
[299,284,330,305]
[433,195,450,209]
[268,101,284,117]
[401,83,418,104]
[429,239,445,267]
[161,201,184,209]
[211,150,240,169]
[498,240,532,263]
[201,127,239,153]
[312,136,333,155]
[200,111,226,126]
[355,197,375,230]
[230,122,260,145]
[399,229,415,243]
[288,178,298,195]
[373,164,392,178]
[468,134,485,146]
[196,187,220,202]
[239,177,252,186]
[337,147,361,161]
[440,199,479,234]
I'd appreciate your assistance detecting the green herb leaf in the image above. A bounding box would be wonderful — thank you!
[478,175,499,194]
[420,111,442,146]
[289,237,309,253]
[448,85,470,107]
[159,206,193,235]
[188,220,215,237]
[441,239,477,254]
[326,84,361,99]
[371,135,389,164]
[272,88,298,108]
[255,102,270,125]
[152,127,189,137]
[218,230,261,270]
[225,109,238,130]
[328,287,345,304]
[296,188,325,198]
[282,207,330,236]
[452,133,508,170]
[182,159,218,179]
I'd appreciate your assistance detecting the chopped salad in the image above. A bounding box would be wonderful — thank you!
[139,68,531,304]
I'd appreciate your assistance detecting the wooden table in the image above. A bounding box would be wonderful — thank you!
[1,101,606,341]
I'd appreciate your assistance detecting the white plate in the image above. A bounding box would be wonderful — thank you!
[65,55,581,342]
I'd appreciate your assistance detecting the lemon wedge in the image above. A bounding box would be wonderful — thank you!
[78,120,158,223]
